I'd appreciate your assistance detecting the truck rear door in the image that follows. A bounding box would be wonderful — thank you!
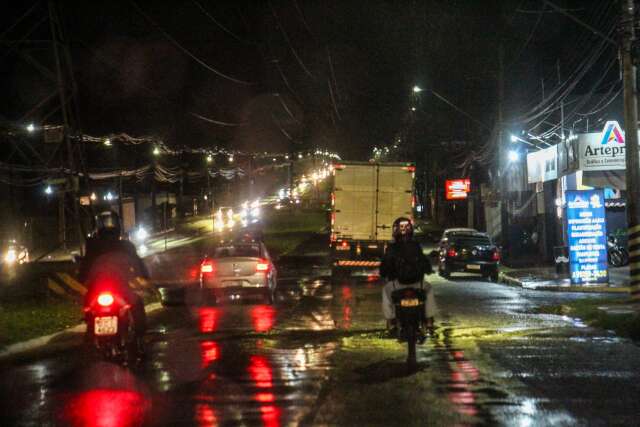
[375,165,414,241]
[333,164,376,241]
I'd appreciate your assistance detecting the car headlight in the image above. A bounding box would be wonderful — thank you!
[135,226,148,242]
[4,249,17,264]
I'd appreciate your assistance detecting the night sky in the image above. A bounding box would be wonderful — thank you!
[1,0,618,160]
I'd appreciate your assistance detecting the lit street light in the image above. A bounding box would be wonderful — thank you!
[44,185,53,195]
[26,123,35,133]
[153,146,160,156]
[412,85,423,93]
[508,150,519,162]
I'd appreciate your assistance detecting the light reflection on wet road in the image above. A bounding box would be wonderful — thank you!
[2,254,640,425]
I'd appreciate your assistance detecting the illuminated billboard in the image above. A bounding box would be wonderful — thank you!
[445,179,471,200]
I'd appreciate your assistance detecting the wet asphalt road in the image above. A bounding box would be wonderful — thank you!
[1,246,640,426]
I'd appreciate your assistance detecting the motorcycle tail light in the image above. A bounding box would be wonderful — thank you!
[201,259,215,274]
[447,248,458,258]
[256,259,270,272]
[97,292,114,307]
[492,250,500,261]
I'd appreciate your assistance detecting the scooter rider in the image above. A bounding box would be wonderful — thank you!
[80,210,149,342]
[380,217,436,331]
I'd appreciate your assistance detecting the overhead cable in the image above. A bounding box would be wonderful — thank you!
[132,1,255,86]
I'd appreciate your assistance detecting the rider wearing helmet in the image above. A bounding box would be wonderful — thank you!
[380,217,436,332]
[80,210,149,342]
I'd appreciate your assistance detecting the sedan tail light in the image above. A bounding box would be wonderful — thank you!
[97,292,114,307]
[492,250,500,261]
[256,259,270,272]
[201,259,216,274]
[447,248,458,258]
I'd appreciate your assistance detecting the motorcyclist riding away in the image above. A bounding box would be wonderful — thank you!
[80,211,149,340]
[380,217,437,332]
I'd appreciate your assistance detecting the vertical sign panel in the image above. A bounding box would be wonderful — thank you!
[566,189,608,285]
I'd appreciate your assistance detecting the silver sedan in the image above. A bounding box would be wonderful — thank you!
[199,242,277,304]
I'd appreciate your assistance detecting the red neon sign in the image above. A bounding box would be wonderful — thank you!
[445,179,471,200]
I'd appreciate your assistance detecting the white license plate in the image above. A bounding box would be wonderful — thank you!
[466,264,481,271]
[400,298,420,307]
[94,316,118,336]
[222,281,242,287]
[336,246,350,251]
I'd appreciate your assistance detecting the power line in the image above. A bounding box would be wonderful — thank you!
[131,1,255,86]
[192,0,254,45]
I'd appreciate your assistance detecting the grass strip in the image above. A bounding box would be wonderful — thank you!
[535,297,640,340]
[0,298,81,348]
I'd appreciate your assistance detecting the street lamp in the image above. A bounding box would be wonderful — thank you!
[26,123,35,133]
[104,138,112,147]
[44,185,53,195]
[153,146,160,156]
[206,154,213,163]
[508,150,519,163]
[412,85,423,93]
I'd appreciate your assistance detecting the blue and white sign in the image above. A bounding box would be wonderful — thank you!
[566,190,608,285]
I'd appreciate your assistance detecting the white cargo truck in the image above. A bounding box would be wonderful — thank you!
[330,161,415,268]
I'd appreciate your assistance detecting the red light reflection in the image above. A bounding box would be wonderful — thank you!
[61,389,149,427]
[248,356,273,388]
[195,403,218,427]
[251,305,275,332]
[198,307,220,333]
[200,341,219,368]
[248,356,281,426]
[260,405,281,427]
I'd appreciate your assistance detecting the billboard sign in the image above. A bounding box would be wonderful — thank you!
[566,189,608,285]
[445,179,470,200]
[578,121,633,171]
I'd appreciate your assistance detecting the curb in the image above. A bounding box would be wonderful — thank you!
[0,302,163,360]
[500,272,630,293]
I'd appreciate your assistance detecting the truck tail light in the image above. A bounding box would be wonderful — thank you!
[447,249,458,258]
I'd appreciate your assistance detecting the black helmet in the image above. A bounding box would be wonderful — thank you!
[392,217,413,242]
[94,210,121,240]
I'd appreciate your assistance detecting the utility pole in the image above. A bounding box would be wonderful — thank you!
[621,0,640,301]
[498,44,508,250]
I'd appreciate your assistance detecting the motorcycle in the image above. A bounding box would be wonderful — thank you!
[607,235,629,267]
[390,286,427,369]
[84,289,143,365]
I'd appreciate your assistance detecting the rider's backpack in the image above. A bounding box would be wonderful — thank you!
[393,249,422,285]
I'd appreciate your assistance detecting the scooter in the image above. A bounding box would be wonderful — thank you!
[607,235,629,267]
[84,289,143,365]
[391,286,427,369]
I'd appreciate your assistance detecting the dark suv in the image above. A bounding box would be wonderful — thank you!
[438,231,500,281]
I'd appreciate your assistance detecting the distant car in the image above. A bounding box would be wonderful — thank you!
[1,240,29,266]
[437,231,500,281]
[214,207,235,231]
[199,242,277,304]
[440,228,478,243]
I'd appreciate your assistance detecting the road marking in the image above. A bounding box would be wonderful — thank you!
[56,272,87,295]
[47,279,67,296]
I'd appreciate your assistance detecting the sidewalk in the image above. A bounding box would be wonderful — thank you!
[500,265,640,319]
[500,264,630,292]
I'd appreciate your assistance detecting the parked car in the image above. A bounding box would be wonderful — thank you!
[437,231,500,281]
[199,241,277,304]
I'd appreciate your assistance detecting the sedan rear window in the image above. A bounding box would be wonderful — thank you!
[450,234,492,246]
[213,245,261,258]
